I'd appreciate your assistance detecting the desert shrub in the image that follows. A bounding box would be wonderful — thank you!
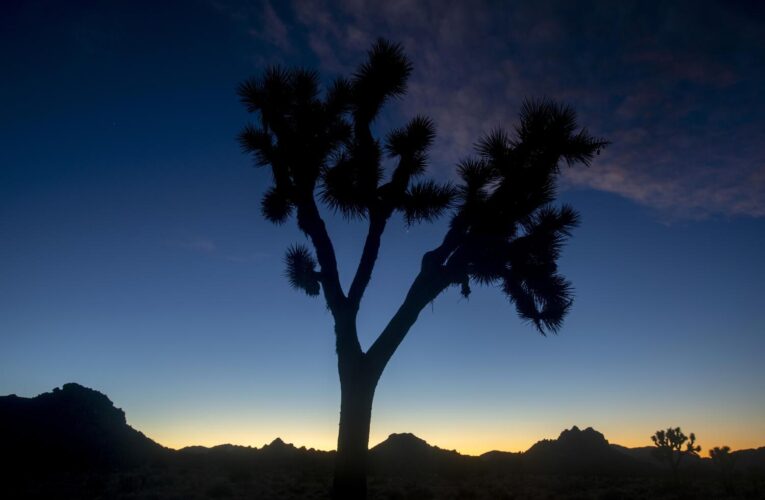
[205,480,233,498]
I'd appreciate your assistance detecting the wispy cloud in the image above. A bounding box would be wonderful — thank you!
[249,1,290,51]
[225,252,269,264]
[211,0,292,53]
[235,0,765,220]
[178,238,217,254]
[563,159,765,220]
[174,238,270,263]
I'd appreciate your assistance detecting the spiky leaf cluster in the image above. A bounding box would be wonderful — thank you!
[238,67,351,222]
[317,41,452,222]
[240,38,459,302]
[401,180,456,225]
[352,39,412,124]
[447,99,608,334]
[318,40,413,218]
[261,186,293,224]
[239,41,605,338]
[284,244,320,296]
[382,115,454,224]
[320,142,383,219]
[386,115,435,165]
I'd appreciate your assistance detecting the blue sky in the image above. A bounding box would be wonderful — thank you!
[1,0,764,453]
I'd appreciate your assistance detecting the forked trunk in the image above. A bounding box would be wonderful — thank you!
[330,273,440,498]
[332,368,376,499]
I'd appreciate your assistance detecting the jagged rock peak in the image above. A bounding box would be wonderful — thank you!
[558,425,608,444]
[39,382,127,425]
[267,437,292,448]
[55,382,112,399]
[386,433,428,444]
[373,433,435,452]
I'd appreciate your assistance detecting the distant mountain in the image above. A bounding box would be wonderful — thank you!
[3,383,763,481]
[4,384,765,500]
[369,433,478,476]
[521,426,654,475]
[370,432,457,462]
[175,437,333,476]
[610,444,745,474]
[733,447,765,470]
[0,383,166,473]
[479,449,524,471]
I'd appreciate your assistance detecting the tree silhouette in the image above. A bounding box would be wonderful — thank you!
[238,39,607,499]
[651,427,701,481]
[709,445,736,493]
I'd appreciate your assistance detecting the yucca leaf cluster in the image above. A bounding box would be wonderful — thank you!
[239,39,607,333]
[446,100,608,332]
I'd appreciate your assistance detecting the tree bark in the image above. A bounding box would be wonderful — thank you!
[331,262,451,499]
[332,362,376,500]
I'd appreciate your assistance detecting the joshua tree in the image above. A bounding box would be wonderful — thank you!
[710,445,736,493]
[238,39,607,499]
[651,427,701,480]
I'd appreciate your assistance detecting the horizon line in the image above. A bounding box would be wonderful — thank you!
[151,433,765,457]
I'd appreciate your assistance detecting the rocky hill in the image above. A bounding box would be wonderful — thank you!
[369,432,478,476]
[2,383,764,485]
[521,425,653,475]
[0,383,167,473]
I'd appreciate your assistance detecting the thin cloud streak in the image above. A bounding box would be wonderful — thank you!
[278,0,765,219]
[177,238,217,254]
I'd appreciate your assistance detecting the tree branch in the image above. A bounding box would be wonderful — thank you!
[364,218,469,379]
[347,212,388,311]
[365,265,451,381]
[296,197,347,315]
[295,196,366,362]
[424,222,464,269]
[347,153,412,313]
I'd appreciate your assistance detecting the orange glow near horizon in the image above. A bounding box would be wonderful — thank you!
[127,388,765,457]
[143,425,764,456]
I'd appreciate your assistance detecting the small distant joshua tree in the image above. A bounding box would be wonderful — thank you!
[709,445,736,493]
[651,427,701,480]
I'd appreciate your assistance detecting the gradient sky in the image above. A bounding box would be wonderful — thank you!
[2,0,764,454]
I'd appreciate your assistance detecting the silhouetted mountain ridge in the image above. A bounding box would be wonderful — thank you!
[0,383,166,473]
[3,384,764,480]
[368,432,477,476]
[522,425,652,475]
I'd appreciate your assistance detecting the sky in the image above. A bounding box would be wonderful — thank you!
[1,0,764,454]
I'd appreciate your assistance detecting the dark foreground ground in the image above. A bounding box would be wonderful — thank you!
[6,466,765,500]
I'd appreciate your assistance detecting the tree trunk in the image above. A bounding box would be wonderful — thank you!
[330,271,443,499]
[332,367,376,500]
